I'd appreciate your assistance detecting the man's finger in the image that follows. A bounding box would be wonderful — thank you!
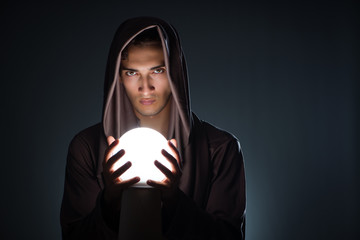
[154,160,174,181]
[169,138,177,148]
[107,136,116,146]
[146,179,169,190]
[167,140,180,165]
[161,149,180,173]
[104,139,120,163]
[105,149,125,170]
[111,160,132,179]
[114,176,141,188]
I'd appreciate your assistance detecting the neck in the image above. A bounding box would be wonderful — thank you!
[140,117,169,138]
[136,99,171,138]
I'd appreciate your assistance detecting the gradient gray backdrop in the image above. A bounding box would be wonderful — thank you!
[1,1,359,239]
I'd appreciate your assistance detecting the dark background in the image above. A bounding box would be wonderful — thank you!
[1,1,359,239]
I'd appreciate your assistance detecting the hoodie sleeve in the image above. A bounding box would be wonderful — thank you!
[163,136,246,239]
[60,131,118,240]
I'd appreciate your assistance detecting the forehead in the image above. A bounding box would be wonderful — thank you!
[122,46,164,67]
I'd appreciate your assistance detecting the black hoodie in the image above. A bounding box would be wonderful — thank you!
[60,16,245,239]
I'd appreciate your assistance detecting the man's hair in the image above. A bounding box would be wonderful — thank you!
[121,28,162,60]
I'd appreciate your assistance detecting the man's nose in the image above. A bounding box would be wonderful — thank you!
[138,75,155,92]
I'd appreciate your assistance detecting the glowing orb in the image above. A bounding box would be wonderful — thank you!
[112,127,174,188]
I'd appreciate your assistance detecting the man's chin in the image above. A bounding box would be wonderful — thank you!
[135,109,159,118]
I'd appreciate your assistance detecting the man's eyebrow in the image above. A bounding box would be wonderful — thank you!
[121,67,137,71]
[150,65,165,70]
[120,65,165,72]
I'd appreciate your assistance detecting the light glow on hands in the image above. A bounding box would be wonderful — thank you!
[111,127,174,188]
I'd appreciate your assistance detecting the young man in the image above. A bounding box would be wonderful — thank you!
[61,17,246,239]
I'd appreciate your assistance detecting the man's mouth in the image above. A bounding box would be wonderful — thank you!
[140,98,155,105]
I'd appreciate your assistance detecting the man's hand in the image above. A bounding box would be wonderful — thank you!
[102,136,140,211]
[147,139,182,202]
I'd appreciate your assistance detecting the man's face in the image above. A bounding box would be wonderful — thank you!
[120,45,171,119]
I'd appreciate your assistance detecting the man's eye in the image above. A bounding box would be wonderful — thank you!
[153,68,165,74]
[126,71,137,76]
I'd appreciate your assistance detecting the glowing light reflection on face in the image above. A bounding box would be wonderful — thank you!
[112,127,173,188]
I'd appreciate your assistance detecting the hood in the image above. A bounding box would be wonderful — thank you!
[102,16,193,155]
